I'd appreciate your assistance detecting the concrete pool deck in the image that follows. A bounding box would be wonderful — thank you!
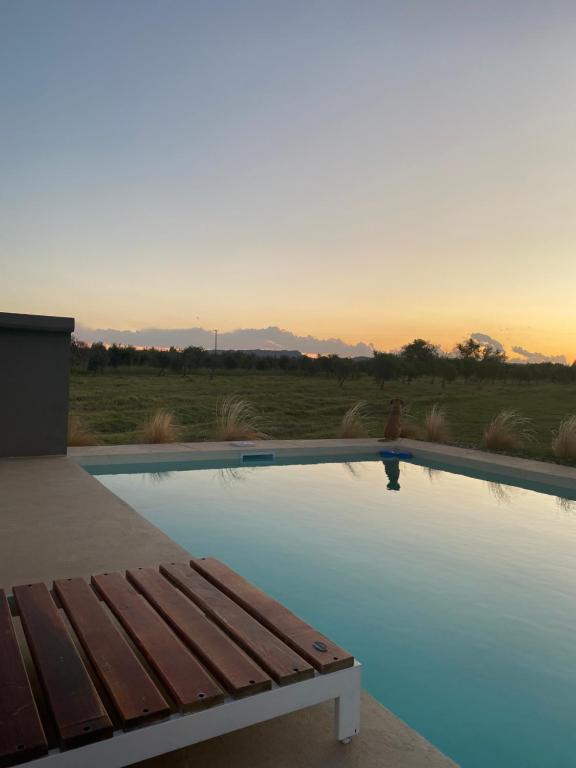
[0,447,461,768]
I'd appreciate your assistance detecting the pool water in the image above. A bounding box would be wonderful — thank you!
[92,456,576,768]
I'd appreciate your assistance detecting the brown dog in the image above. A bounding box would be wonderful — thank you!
[384,398,404,440]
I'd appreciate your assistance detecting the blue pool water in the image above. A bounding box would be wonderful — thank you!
[92,455,576,768]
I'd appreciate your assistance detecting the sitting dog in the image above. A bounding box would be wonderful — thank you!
[384,398,404,440]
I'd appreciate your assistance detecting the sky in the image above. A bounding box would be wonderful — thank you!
[1,0,575,361]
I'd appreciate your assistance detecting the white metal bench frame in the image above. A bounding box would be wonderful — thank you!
[23,662,361,768]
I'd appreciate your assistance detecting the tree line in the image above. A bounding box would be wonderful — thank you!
[70,336,576,386]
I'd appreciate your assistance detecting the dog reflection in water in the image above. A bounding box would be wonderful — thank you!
[382,459,401,491]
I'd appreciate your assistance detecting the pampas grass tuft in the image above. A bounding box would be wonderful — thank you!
[337,402,369,438]
[551,415,576,460]
[68,414,98,446]
[141,409,178,443]
[423,404,450,443]
[483,410,533,451]
[216,395,265,441]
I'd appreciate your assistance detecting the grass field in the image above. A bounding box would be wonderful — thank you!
[69,369,576,464]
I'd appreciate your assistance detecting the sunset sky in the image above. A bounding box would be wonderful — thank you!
[2,1,575,361]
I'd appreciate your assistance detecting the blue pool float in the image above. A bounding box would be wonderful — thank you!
[379,449,413,460]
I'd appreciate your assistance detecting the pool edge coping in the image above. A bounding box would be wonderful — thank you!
[67,438,576,492]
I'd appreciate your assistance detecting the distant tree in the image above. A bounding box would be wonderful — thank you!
[371,352,400,389]
[182,346,206,374]
[277,354,296,372]
[400,358,420,383]
[152,349,170,375]
[455,355,477,383]
[87,342,108,373]
[166,346,183,373]
[325,355,354,387]
[438,359,458,386]
[315,355,333,375]
[108,343,137,368]
[299,355,316,376]
[480,345,507,363]
[510,364,532,385]
[400,338,439,364]
[70,335,90,369]
[456,337,482,360]
[455,337,506,384]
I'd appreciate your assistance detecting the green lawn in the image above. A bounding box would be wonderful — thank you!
[69,369,576,464]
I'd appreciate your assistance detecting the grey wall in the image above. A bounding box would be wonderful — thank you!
[0,313,74,457]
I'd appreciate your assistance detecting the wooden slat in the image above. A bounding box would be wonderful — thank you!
[54,578,170,728]
[127,568,271,698]
[192,558,354,673]
[0,590,47,768]
[91,572,224,712]
[160,563,313,685]
[12,583,112,750]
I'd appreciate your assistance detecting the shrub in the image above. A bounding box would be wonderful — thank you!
[551,415,576,460]
[423,404,450,443]
[216,395,265,441]
[483,410,533,451]
[141,409,178,443]
[67,414,98,446]
[337,402,369,438]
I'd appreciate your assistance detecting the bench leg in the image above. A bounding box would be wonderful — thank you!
[335,665,361,743]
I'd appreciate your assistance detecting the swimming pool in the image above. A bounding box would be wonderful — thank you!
[91,454,576,768]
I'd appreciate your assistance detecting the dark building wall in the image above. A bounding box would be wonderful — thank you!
[0,313,74,457]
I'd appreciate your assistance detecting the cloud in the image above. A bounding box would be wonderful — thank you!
[75,324,373,358]
[470,332,505,352]
[511,346,567,365]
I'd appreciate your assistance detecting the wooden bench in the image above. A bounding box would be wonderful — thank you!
[0,560,361,767]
